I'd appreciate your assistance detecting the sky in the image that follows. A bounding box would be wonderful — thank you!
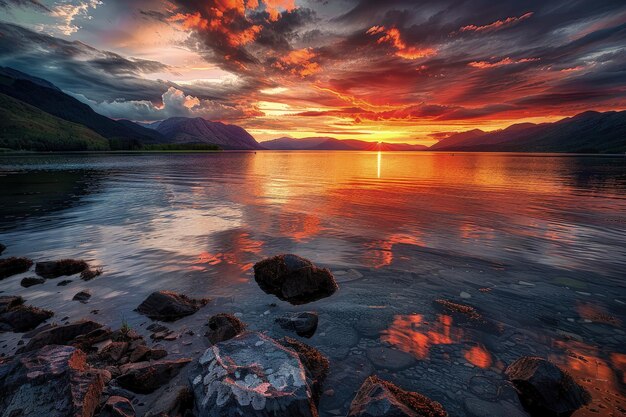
[0,0,624,144]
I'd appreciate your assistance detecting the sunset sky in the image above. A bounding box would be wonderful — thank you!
[0,0,624,144]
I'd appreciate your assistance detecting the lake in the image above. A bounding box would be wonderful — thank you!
[1,151,625,416]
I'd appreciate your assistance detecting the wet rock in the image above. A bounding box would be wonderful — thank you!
[21,276,45,288]
[144,386,194,417]
[190,332,319,417]
[100,341,130,363]
[73,290,92,303]
[0,345,106,417]
[100,396,136,417]
[0,256,33,279]
[366,347,416,371]
[136,291,210,321]
[17,320,103,353]
[253,254,338,305]
[0,295,24,313]
[0,243,5,255]
[278,336,329,405]
[35,258,89,278]
[0,303,54,332]
[58,279,73,286]
[116,359,191,394]
[505,356,591,417]
[80,267,103,281]
[348,375,448,417]
[205,313,246,344]
[128,344,167,362]
[276,311,319,338]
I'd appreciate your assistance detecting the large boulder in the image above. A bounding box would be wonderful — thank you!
[348,376,448,417]
[276,311,318,338]
[505,356,591,417]
[253,254,338,305]
[0,257,33,279]
[206,313,246,345]
[190,332,319,417]
[0,345,106,417]
[17,320,104,353]
[35,259,89,278]
[115,359,192,394]
[136,291,210,321]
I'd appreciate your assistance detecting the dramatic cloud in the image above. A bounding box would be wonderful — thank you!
[459,12,533,34]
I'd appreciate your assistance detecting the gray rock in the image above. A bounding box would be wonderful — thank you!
[253,254,338,305]
[348,376,448,417]
[206,313,246,345]
[0,345,106,417]
[276,311,318,338]
[100,396,135,417]
[190,332,318,417]
[136,291,210,321]
[505,356,591,417]
[366,347,416,371]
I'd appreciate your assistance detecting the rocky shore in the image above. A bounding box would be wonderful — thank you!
[0,248,615,417]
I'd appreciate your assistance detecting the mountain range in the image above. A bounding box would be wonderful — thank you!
[0,67,624,153]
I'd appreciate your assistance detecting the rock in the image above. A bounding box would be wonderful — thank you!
[0,257,33,279]
[0,295,24,313]
[276,311,319,338]
[58,279,73,286]
[348,376,448,417]
[100,341,129,363]
[190,332,319,417]
[278,336,329,405]
[100,396,136,417]
[116,359,191,394]
[253,254,338,305]
[505,356,591,417]
[136,291,210,321]
[128,344,167,362]
[366,347,416,371]
[35,259,89,278]
[205,313,246,345]
[17,320,104,353]
[0,243,5,255]
[73,290,92,303]
[0,345,106,417]
[21,276,46,288]
[80,267,103,281]
[0,303,54,332]
[144,386,194,417]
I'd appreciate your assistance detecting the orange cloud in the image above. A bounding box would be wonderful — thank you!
[273,48,321,77]
[469,57,539,68]
[367,26,436,60]
[460,12,533,33]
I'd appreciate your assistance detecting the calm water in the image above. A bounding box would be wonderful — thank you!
[1,152,625,416]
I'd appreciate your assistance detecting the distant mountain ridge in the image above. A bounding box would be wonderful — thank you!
[262,137,428,151]
[431,111,626,153]
[148,117,263,150]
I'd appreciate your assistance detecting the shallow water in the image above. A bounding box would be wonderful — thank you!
[1,152,625,416]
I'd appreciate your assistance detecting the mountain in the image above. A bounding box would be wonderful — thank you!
[153,117,263,150]
[0,93,109,151]
[262,136,428,151]
[431,111,626,153]
[429,129,485,150]
[0,67,167,148]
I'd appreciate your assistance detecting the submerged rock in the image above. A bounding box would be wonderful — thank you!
[276,311,319,338]
[205,313,246,345]
[0,256,33,279]
[190,332,319,417]
[253,254,338,305]
[0,345,106,417]
[21,276,46,288]
[505,356,591,417]
[116,359,192,394]
[348,376,448,417]
[73,290,92,303]
[100,396,136,417]
[17,320,103,353]
[136,291,210,321]
[35,259,89,278]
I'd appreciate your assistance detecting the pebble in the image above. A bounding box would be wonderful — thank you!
[460,291,471,299]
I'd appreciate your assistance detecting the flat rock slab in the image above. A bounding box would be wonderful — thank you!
[348,376,448,417]
[253,254,338,305]
[136,291,209,321]
[0,345,106,417]
[190,332,318,417]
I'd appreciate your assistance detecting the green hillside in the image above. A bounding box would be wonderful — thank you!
[0,93,109,151]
